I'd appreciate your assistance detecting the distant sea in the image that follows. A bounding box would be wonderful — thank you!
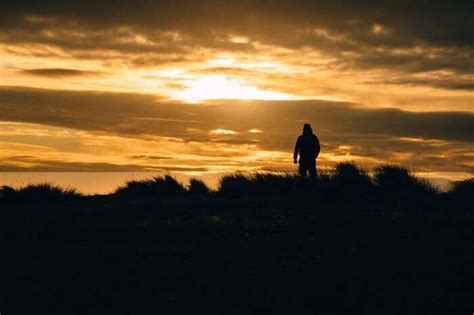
[0,172,222,195]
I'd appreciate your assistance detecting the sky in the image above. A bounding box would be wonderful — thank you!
[0,0,473,186]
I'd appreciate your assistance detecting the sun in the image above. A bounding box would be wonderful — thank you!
[172,74,296,103]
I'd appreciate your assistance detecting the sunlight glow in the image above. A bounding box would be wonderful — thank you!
[172,75,298,103]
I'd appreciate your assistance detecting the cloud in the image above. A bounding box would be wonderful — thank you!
[1,86,472,144]
[0,157,146,172]
[209,128,239,135]
[0,86,472,176]
[0,1,471,179]
[2,1,471,47]
[20,68,102,78]
[378,76,474,91]
[0,0,472,92]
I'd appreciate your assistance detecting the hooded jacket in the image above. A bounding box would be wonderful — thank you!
[293,127,320,163]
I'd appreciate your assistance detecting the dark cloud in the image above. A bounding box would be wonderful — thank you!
[20,68,102,78]
[0,156,146,172]
[129,155,173,160]
[0,155,208,172]
[1,86,472,144]
[348,47,474,75]
[0,86,472,173]
[1,0,472,88]
[379,77,474,91]
[1,1,471,46]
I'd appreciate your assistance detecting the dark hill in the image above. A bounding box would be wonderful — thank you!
[1,163,473,314]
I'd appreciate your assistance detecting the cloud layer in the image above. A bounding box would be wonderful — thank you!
[0,87,472,177]
[0,1,472,182]
[0,0,472,110]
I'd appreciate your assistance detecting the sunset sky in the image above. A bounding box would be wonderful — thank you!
[0,0,473,187]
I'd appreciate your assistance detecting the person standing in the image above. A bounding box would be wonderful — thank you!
[293,123,320,179]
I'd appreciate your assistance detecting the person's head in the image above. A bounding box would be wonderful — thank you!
[303,123,313,135]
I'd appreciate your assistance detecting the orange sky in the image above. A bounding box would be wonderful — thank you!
[0,0,472,186]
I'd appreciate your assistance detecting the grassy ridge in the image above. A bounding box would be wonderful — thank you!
[1,162,473,314]
[1,162,471,212]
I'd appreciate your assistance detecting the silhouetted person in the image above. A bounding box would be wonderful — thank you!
[293,123,320,179]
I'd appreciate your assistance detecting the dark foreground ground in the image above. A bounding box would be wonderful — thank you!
[1,167,473,314]
[1,198,473,315]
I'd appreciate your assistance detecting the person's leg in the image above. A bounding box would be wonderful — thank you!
[309,161,317,179]
[299,163,307,179]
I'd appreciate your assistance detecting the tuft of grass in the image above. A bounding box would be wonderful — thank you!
[218,172,298,198]
[115,175,186,199]
[374,164,437,195]
[0,185,16,201]
[250,172,297,195]
[451,178,474,194]
[188,178,211,196]
[0,183,80,202]
[333,162,371,186]
[374,165,415,188]
[154,175,186,195]
[218,173,252,198]
[115,179,155,196]
[329,162,373,199]
[448,178,474,205]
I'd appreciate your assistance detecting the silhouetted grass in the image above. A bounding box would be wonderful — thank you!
[331,162,372,199]
[113,175,186,199]
[1,163,474,314]
[446,178,473,208]
[188,178,211,196]
[370,164,439,212]
[374,164,437,194]
[0,163,469,213]
[0,183,80,202]
[451,178,474,195]
[188,162,458,216]
[218,172,297,199]
[0,163,466,208]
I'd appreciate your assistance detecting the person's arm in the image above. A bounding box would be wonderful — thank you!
[314,136,321,159]
[293,137,300,163]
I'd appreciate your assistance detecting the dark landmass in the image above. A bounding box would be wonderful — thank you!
[1,163,473,314]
